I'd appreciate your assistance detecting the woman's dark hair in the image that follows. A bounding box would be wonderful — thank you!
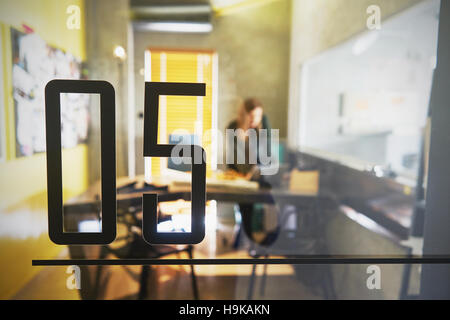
[243,97,263,113]
[238,97,263,129]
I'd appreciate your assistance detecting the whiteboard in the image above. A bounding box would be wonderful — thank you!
[299,0,440,178]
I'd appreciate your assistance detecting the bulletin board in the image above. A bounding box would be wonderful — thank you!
[0,25,5,162]
[10,27,89,158]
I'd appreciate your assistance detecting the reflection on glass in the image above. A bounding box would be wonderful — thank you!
[299,0,439,181]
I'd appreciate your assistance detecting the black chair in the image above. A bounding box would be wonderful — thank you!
[66,181,199,300]
[244,202,336,300]
[102,206,199,300]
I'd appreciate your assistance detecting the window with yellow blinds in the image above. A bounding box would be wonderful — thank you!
[144,49,218,178]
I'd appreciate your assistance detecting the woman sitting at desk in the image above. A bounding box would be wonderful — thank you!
[226,97,271,179]
[226,97,274,246]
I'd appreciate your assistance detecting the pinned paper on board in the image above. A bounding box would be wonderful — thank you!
[11,27,89,157]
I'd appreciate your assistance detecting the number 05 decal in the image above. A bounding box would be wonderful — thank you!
[45,80,116,245]
[143,82,206,244]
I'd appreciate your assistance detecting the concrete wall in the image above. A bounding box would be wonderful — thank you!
[287,0,423,146]
[133,0,291,174]
[81,0,426,180]
[85,0,130,181]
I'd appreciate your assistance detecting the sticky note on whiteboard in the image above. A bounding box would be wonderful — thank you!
[289,169,320,195]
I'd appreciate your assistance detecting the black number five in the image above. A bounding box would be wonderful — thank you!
[142,82,206,244]
[45,80,116,244]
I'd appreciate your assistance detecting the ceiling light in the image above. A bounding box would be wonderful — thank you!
[134,21,212,33]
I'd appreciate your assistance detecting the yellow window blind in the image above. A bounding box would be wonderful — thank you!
[145,49,217,177]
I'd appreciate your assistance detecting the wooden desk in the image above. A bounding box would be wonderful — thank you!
[64,175,337,215]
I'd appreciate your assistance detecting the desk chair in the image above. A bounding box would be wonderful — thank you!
[102,206,199,300]
[244,202,336,300]
[68,189,199,300]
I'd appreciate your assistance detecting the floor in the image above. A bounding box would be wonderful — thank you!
[13,213,323,300]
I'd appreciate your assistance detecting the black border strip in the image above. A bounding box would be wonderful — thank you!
[33,257,450,266]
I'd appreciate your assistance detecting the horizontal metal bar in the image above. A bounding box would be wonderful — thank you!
[33,256,450,266]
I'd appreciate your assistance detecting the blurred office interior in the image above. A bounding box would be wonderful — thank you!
[0,0,449,300]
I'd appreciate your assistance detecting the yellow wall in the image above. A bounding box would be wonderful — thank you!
[0,0,88,299]
[0,0,85,60]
